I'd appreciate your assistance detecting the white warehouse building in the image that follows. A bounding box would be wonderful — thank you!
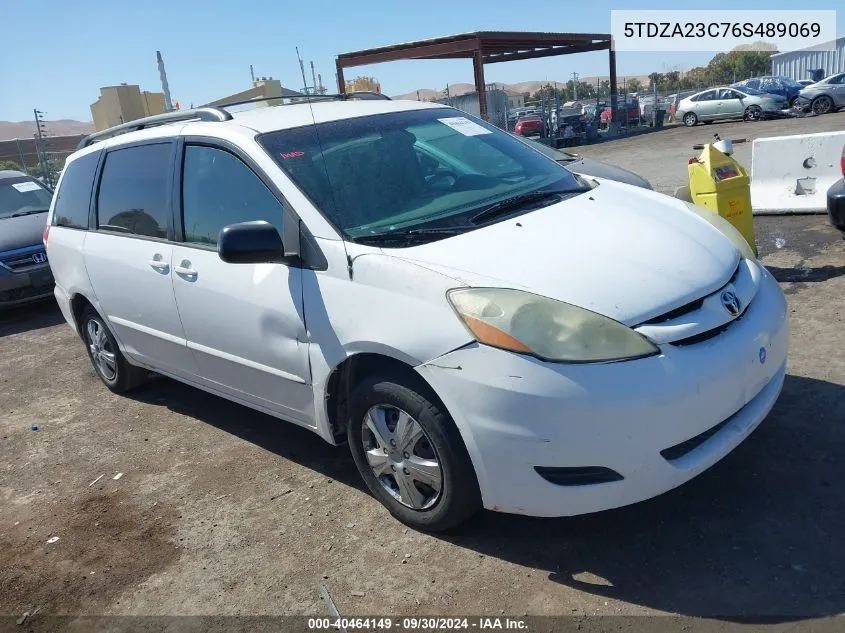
[770,37,845,81]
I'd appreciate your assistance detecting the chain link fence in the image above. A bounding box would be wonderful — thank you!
[0,135,82,188]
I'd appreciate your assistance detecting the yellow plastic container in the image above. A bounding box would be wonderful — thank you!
[688,144,757,257]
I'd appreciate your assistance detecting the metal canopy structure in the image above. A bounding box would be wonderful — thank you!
[336,31,617,121]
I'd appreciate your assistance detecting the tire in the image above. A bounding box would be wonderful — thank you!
[80,305,147,393]
[683,112,698,127]
[347,374,481,531]
[811,95,834,115]
[744,105,762,121]
[789,96,799,108]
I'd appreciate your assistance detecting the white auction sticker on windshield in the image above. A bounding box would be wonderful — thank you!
[438,117,491,136]
[11,181,42,193]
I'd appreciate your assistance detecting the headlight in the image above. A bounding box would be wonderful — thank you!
[683,202,756,259]
[447,288,659,363]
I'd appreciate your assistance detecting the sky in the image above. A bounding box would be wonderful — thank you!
[2,0,843,122]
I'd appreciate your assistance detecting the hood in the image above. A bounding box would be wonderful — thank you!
[392,180,739,326]
[566,156,652,190]
[0,212,48,252]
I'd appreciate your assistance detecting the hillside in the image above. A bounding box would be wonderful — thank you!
[0,120,94,141]
[392,76,651,100]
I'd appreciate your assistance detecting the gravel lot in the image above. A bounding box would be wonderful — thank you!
[2,114,844,630]
[577,111,845,195]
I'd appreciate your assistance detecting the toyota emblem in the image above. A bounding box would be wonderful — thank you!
[720,291,741,316]
[31,252,47,264]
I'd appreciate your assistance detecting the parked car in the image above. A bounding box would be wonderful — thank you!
[46,100,788,531]
[0,170,55,308]
[731,76,803,106]
[515,136,652,189]
[676,87,788,126]
[796,79,816,87]
[795,72,845,115]
[514,114,544,137]
[826,144,845,235]
[600,97,640,126]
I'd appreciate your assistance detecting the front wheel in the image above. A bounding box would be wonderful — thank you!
[744,105,762,121]
[683,112,698,127]
[811,95,834,115]
[347,374,481,531]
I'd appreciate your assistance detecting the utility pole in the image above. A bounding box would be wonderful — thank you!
[310,61,318,95]
[296,47,309,94]
[33,109,51,187]
[250,64,255,83]
[571,72,579,100]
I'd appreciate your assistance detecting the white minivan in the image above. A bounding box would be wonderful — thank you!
[46,98,788,530]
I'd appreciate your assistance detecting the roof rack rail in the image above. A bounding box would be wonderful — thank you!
[77,107,233,150]
[210,91,392,110]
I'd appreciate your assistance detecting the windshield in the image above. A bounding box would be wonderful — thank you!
[517,136,578,161]
[0,177,53,219]
[259,108,583,240]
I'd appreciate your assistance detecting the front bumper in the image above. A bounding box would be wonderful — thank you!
[826,177,845,235]
[0,253,54,308]
[417,268,788,517]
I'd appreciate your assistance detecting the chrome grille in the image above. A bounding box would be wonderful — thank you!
[634,258,760,347]
[0,249,47,272]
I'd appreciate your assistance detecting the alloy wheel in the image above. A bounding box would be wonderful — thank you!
[86,319,117,382]
[361,405,443,510]
[812,96,833,115]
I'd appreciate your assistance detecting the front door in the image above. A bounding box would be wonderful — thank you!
[171,142,312,421]
[718,89,744,119]
[84,141,196,378]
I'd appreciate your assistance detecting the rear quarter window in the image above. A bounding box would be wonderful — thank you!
[52,151,100,229]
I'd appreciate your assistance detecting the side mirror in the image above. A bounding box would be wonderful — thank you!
[218,220,285,264]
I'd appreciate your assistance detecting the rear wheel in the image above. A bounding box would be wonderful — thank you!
[744,105,762,121]
[80,306,147,393]
[683,112,698,127]
[347,374,480,531]
[811,95,834,115]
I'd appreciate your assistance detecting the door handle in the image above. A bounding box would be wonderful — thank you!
[148,258,169,272]
[174,260,197,280]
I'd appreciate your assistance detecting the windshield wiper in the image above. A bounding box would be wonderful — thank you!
[470,189,585,225]
[8,209,50,218]
[351,225,475,245]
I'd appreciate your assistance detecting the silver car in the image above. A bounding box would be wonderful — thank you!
[676,87,788,126]
[795,72,845,115]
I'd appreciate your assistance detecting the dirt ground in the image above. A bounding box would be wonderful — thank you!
[2,117,844,630]
[576,111,845,195]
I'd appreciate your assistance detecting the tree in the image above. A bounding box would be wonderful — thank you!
[626,79,643,93]
[0,160,23,171]
[345,76,381,93]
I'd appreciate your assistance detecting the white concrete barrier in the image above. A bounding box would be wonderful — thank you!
[751,130,845,214]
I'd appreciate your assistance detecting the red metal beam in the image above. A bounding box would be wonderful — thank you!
[473,47,488,120]
[476,31,612,45]
[337,37,478,68]
[336,61,346,94]
[483,41,610,64]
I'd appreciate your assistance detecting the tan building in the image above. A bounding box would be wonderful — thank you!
[206,78,302,108]
[90,84,167,131]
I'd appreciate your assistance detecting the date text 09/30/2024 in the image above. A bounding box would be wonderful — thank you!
[308,617,529,630]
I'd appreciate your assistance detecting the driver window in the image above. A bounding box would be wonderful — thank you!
[181,145,284,247]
